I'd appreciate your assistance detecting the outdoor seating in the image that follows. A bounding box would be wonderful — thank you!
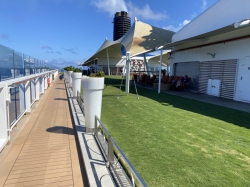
[145,75,151,85]
[145,75,156,85]
[174,76,183,90]
[139,74,147,84]
[133,74,138,82]
[180,77,191,91]
[171,76,179,85]
[161,75,169,83]
[166,76,174,84]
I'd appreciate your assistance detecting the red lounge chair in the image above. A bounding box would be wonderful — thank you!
[161,75,169,84]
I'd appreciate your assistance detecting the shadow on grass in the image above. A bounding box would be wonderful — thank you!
[105,77,250,129]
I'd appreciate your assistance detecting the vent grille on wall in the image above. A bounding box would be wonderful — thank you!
[198,59,237,99]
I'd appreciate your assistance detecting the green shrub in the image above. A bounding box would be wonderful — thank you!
[64,66,74,71]
[73,68,81,73]
[89,71,105,77]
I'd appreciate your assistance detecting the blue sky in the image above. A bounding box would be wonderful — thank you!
[0,0,217,68]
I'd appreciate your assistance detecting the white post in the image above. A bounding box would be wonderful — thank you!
[44,75,48,90]
[107,48,110,76]
[125,52,131,95]
[40,76,44,94]
[35,77,40,101]
[158,49,163,94]
[0,83,8,152]
[50,73,52,83]
[24,81,31,114]
[143,53,149,75]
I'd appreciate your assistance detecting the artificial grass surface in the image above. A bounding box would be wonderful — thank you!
[101,76,250,187]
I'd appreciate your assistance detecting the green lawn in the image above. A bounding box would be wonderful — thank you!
[101,76,250,187]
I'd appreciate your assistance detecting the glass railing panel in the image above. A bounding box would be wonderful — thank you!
[0,44,14,81]
[24,54,33,76]
[17,84,25,118]
[29,57,36,74]
[13,51,23,78]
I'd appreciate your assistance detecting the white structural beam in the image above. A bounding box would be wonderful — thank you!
[158,49,163,94]
[35,77,40,101]
[125,52,131,95]
[143,53,149,75]
[23,81,31,114]
[40,76,44,94]
[44,75,48,90]
[107,48,110,76]
[0,82,8,152]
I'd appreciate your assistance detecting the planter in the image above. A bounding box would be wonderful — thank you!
[71,72,82,97]
[81,77,104,133]
[68,71,73,87]
[64,70,68,82]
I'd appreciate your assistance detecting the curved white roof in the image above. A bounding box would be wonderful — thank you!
[173,0,250,42]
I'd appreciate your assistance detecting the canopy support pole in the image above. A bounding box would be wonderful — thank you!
[125,52,130,95]
[107,48,110,76]
[143,53,150,75]
[158,49,163,94]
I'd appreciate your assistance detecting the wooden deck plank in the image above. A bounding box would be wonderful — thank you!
[0,77,84,187]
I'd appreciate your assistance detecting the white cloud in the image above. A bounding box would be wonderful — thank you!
[164,19,190,32]
[191,13,197,19]
[91,0,127,16]
[201,0,207,11]
[41,45,53,50]
[127,2,168,21]
[91,0,168,21]
[181,20,190,26]
[45,58,83,67]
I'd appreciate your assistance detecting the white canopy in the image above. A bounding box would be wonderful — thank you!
[83,20,175,65]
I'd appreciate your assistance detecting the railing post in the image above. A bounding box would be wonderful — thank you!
[23,81,31,114]
[107,135,114,165]
[35,77,40,101]
[94,115,98,135]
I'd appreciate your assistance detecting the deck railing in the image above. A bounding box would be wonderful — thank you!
[0,70,58,152]
[94,115,147,187]
[76,91,84,112]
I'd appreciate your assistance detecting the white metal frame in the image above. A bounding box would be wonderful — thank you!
[0,70,58,152]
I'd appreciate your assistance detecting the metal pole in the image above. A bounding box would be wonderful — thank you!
[125,52,130,95]
[158,49,163,94]
[143,53,149,75]
[107,48,110,76]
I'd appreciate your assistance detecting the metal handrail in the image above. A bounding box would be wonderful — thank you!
[94,115,147,187]
[110,138,147,187]
[76,91,84,112]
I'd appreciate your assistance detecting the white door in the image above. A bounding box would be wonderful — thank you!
[207,79,220,96]
[211,79,220,96]
[238,57,250,102]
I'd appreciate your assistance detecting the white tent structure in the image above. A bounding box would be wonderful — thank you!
[164,0,250,102]
[83,19,174,94]
[83,19,174,74]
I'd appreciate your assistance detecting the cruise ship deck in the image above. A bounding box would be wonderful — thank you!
[0,77,85,187]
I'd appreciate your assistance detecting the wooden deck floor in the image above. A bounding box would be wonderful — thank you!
[0,77,84,187]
